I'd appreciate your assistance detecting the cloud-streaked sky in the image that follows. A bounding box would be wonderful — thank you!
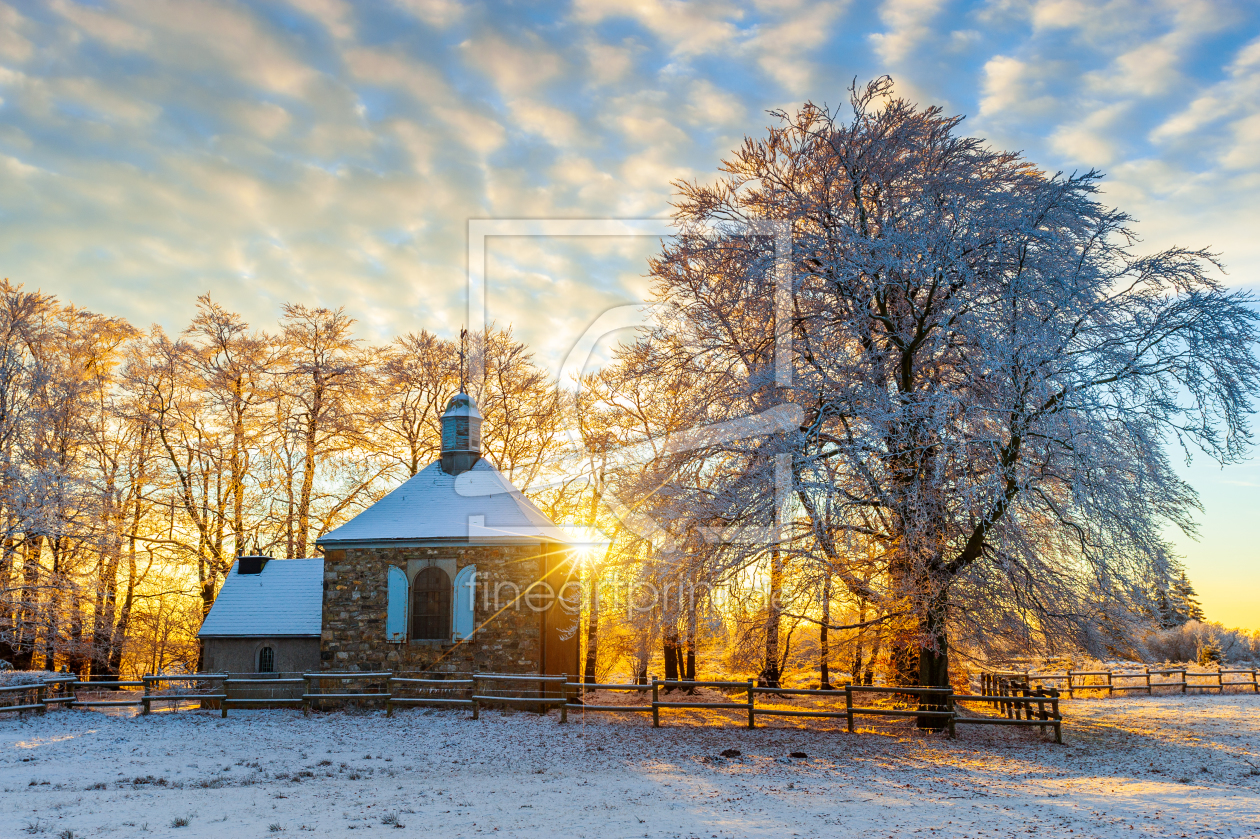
[2,0,1258,628]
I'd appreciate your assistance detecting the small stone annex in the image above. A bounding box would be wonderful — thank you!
[198,555,324,674]
[200,392,582,677]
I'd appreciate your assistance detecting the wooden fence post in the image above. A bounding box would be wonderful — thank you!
[141,677,152,716]
[651,678,660,728]
[302,675,312,717]
[1105,671,1113,697]
[1180,670,1187,695]
[946,689,955,740]
[844,684,854,734]
[36,684,46,716]
[1066,670,1074,699]
[1145,668,1152,696]
[746,679,755,729]
[472,675,480,721]
[1217,668,1223,694]
[559,674,567,724]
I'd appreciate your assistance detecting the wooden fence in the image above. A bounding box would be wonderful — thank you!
[0,671,1061,743]
[984,666,1260,698]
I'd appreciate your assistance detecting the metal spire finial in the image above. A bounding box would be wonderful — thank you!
[459,327,467,394]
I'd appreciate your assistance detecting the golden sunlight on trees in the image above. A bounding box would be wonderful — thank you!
[0,285,569,677]
[1,81,1256,685]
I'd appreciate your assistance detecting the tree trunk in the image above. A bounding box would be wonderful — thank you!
[820,573,832,689]
[107,545,138,678]
[863,631,881,686]
[684,579,697,683]
[851,595,868,687]
[197,558,216,672]
[295,378,324,559]
[583,570,598,685]
[232,406,247,556]
[12,534,42,670]
[43,536,67,672]
[663,632,680,685]
[916,595,950,730]
[91,533,122,679]
[67,583,90,676]
[0,534,17,663]
[760,546,782,688]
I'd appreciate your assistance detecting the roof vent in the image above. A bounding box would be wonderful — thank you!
[237,556,269,575]
[440,392,482,476]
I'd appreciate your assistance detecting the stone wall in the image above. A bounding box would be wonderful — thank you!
[202,637,320,674]
[320,543,578,674]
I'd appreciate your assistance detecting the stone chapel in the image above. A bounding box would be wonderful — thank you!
[313,392,581,675]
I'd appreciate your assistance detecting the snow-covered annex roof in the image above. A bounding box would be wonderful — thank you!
[198,558,324,638]
[317,459,568,548]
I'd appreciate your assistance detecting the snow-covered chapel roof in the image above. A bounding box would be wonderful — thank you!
[198,557,324,638]
[316,458,569,547]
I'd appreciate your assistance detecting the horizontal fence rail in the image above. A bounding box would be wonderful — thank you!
[982,666,1259,698]
[4,670,1066,743]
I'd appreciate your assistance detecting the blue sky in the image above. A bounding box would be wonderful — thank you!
[1,0,1258,627]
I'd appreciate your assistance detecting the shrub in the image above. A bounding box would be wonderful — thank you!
[1142,620,1259,665]
[1198,636,1224,667]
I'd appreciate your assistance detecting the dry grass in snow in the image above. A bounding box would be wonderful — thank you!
[1,694,1258,838]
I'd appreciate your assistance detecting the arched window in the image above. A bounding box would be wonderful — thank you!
[411,567,451,640]
[257,646,275,673]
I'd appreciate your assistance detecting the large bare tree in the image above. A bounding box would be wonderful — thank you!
[643,77,1260,696]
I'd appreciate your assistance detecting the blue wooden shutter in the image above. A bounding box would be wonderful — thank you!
[452,565,476,640]
[386,566,407,642]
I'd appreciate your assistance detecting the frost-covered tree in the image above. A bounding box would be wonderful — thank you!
[1153,568,1205,628]
[645,77,1260,692]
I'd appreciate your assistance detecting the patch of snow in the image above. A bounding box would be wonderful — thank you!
[1,695,1258,837]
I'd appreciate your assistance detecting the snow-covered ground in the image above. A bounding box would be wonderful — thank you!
[2,694,1259,838]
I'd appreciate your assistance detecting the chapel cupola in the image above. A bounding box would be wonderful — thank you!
[440,392,482,475]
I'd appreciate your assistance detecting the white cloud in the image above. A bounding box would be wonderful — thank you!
[583,39,637,86]
[869,0,947,66]
[1050,102,1130,166]
[1220,111,1260,170]
[284,0,356,41]
[460,32,567,97]
[343,46,507,154]
[391,0,465,29]
[684,79,746,127]
[1150,33,1260,159]
[746,1,846,94]
[112,0,320,96]
[0,2,32,63]
[230,100,293,140]
[507,98,583,147]
[978,55,1059,119]
[572,0,745,57]
[615,109,690,147]
[48,0,151,52]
